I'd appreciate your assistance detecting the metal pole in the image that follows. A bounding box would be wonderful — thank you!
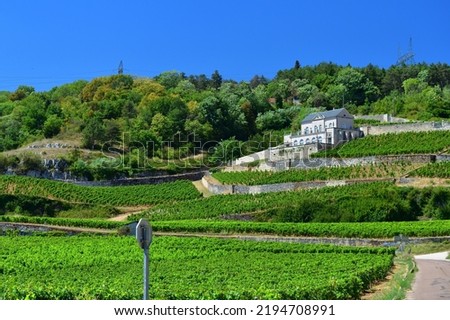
[143,247,149,300]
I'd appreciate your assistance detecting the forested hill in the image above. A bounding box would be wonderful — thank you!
[0,62,449,158]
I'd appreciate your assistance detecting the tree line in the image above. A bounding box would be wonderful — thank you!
[0,61,449,171]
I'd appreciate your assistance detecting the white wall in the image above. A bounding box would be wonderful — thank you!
[324,119,335,128]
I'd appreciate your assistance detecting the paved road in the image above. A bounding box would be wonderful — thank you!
[406,252,450,300]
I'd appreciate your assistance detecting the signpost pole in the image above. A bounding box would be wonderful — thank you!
[136,218,152,300]
[143,246,149,300]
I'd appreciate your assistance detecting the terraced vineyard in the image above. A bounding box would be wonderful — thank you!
[3,215,450,239]
[151,219,450,238]
[212,162,414,185]
[313,130,450,158]
[132,182,426,223]
[0,235,395,300]
[0,175,201,206]
[410,161,450,178]
[1,173,449,301]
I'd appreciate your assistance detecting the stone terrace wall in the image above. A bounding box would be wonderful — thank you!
[69,170,207,187]
[201,174,233,194]
[268,154,439,171]
[204,175,394,195]
[361,121,450,136]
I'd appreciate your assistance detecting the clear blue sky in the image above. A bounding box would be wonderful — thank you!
[0,0,449,92]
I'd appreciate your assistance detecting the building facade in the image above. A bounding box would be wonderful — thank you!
[284,108,363,147]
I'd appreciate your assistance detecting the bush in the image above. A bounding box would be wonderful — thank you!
[423,189,450,219]
[15,152,43,174]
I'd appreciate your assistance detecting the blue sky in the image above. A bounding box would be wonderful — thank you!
[0,0,449,92]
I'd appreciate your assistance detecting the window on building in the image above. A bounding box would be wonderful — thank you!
[305,127,309,135]
[319,125,322,132]
[294,140,298,146]
[314,125,318,133]
[306,138,310,144]
[299,139,304,145]
[312,137,316,143]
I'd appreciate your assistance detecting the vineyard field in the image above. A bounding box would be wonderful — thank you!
[133,182,430,223]
[212,163,415,185]
[410,162,450,178]
[0,215,125,230]
[0,175,201,206]
[151,219,450,238]
[313,131,450,158]
[0,235,394,300]
[2,215,450,239]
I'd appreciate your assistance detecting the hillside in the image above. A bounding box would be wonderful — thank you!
[0,62,449,179]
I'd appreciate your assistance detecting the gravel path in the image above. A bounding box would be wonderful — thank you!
[406,251,450,300]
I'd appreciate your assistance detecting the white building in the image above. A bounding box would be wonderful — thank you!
[284,108,363,147]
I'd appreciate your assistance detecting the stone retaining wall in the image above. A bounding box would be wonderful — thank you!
[360,121,450,136]
[202,174,394,195]
[237,235,450,247]
[201,175,233,194]
[4,222,449,248]
[69,170,208,187]
[269,154,442,171]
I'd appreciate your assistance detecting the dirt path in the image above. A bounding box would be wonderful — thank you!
[406,252,450,300]
[0,222,115,234]
[108,206,150,222]
[397,177,450,188]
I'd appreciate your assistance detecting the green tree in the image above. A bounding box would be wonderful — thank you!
[184,119,213,142]
[209,137,244,166]
[139,96,188,135]
[423,189,450,219]
[198,95,247,141]
[82,117,106,149]
[188,74,211,90]
[211,70,223,89]
[13,93,48,135]
[9,85,35,101]
[150,113,174,141]
[49,80,87,102]
[334,67,379,106]
[43,115,63,138]
[326,84,346,108]
[0,119,24,151]
[69,159,92,180]
[249,75,269,89]
[155,71,185,89]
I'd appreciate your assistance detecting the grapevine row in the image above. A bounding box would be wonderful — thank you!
[313,130,450,158]
[133,182,440,223]
[2,215,449,239]
[0,235,394,300]
[151,219,450,239]
[0,175,201,206]
[212,162,414,185]
[410,161,450,178]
